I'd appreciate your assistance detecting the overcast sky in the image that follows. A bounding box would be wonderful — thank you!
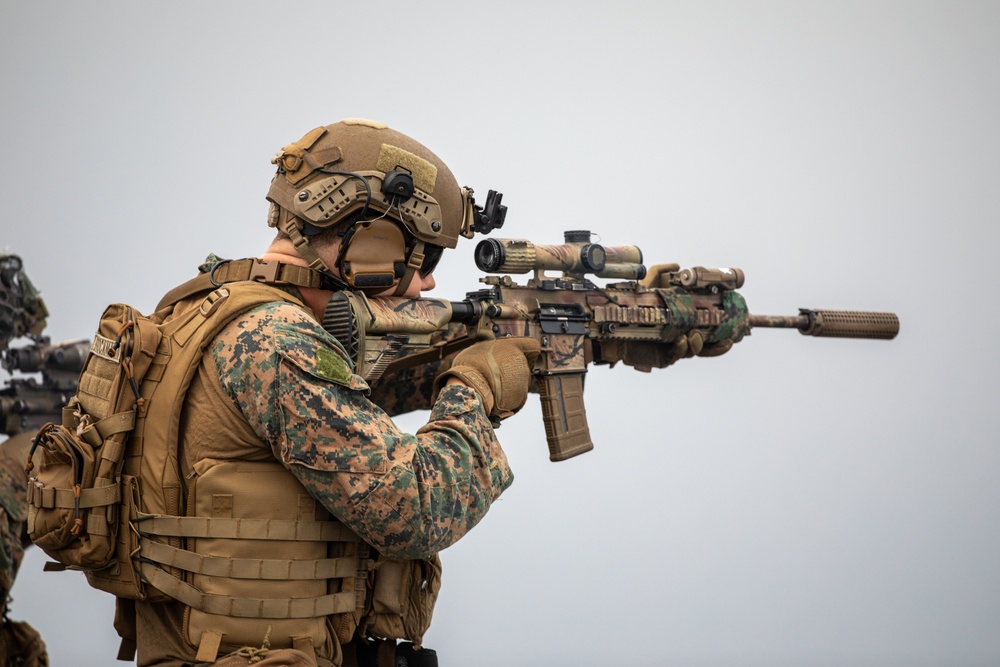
[2,2,998,666]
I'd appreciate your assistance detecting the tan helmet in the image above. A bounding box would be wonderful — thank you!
[266,118,478,294]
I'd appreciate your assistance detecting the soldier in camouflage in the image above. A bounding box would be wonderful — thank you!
[0,433,48,666]
[134,119,538,667]
[0,254,52,666]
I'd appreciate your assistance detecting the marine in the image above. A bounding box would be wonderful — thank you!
[117,119,538,666]
[0,253,62,667]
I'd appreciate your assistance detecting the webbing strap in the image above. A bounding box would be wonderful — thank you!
[28,481,120,510]
[64,408,135,450]
[154,259,325,312]
[195,631,223,662]
[213,258,325,289]
[94,410,136,440]
[87,512,110,536]
[283,219,330,273]
[134,513,361,542]
[138,562,357,618]
[293,637,318,666]
[393,240,425,297]
[139,537,360,580]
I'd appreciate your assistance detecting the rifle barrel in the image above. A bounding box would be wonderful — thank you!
[751,309,899,340]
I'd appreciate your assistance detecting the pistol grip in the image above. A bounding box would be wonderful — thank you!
[537,372,593,462]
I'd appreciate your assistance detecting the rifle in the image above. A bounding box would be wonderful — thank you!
[0,254,89,436]
[322,230,899,462]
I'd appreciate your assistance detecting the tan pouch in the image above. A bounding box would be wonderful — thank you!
[365,555,442,646]
[26,420,111,569]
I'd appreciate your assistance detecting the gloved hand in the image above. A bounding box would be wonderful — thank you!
[435,337,541,420]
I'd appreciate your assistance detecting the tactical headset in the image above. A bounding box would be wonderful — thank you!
[270,166,459,296]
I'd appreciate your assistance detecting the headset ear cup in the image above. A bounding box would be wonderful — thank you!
[339,219,408,293]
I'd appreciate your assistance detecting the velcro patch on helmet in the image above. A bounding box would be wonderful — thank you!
[376,144,437,194]
[341,118,388,129]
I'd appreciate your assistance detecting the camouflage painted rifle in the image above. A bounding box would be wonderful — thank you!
[324,231,899,462]
[1,254,89,436]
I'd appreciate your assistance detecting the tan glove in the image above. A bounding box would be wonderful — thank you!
[435,337,541,420]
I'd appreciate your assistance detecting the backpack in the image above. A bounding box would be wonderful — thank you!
[26,301,158,582]
[25,280,296,601]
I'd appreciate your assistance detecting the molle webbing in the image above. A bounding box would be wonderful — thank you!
[137,538,360,580]
[133,514,360,541]
[137,564,358,619]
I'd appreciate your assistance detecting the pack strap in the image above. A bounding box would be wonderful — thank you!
[138,537,362,580]
[75,411,136,450]
[211,258,325,289]
[27,480,120,510]
[134,512,361,542]
[155,259,326,312]
[138,562,358,618]
[195,631,223,662]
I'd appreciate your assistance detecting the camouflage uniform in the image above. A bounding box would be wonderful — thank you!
[0,433,48,666]
[134,288,512,667]
[0,434,29,605]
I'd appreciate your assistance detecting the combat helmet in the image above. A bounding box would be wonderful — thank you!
[267,118,482,295]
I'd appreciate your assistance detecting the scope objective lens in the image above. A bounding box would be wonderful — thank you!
[474,239,505,273]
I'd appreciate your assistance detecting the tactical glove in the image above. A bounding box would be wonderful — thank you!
[435,337,541,420]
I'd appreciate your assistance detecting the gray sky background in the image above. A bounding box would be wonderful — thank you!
[2,2,998,665]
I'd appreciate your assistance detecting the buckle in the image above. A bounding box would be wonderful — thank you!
[248,259,281,283]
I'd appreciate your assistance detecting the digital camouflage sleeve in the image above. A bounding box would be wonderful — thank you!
[366,322,467,417]
[0,434,48,666]
[0,436,29,607]
[210,302,513,560]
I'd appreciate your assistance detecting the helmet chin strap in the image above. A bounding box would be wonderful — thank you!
[277,208,349,292]
[392,239,425,297]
